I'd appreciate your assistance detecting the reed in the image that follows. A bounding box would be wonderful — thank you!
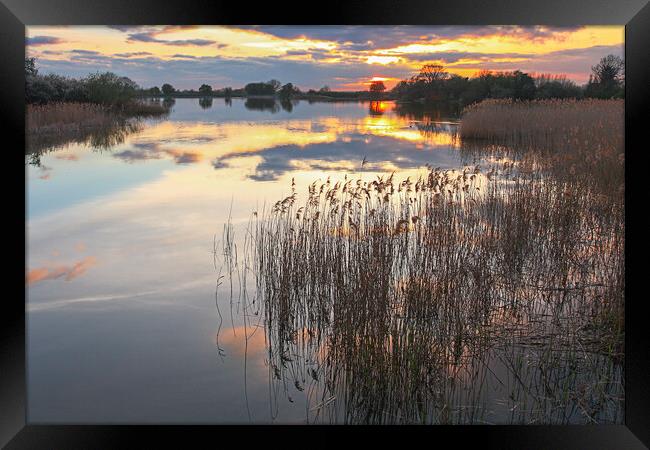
[27,102,116,131]
[217,98,624,424]
[26,101,169,157]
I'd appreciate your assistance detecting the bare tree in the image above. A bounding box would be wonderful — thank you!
[591,54,624,86]
[416,64,449,84]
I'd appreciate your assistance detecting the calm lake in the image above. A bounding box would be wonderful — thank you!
[27,98,468,423]
[26,98,622,424]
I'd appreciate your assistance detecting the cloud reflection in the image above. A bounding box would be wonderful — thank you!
[213,132,461,181]
[113,142,203,164]
[26,256,97,285]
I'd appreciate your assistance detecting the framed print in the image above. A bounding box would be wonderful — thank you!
[2,0,648,447]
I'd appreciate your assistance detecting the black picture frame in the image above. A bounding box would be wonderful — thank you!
[2,0,648,447]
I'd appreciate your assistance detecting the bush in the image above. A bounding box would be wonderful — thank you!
[83,72,138,106]
[26,69,139,107]
[244,82,276,96]
[26,74,87,104]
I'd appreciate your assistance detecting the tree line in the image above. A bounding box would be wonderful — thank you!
[25,58,142,106]
[143,79,362,99]
[26,54,623,107]
[391,54,624,109]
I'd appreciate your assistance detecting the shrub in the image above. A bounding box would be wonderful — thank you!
[83,72,138,106]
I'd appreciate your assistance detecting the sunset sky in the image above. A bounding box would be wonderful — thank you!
[26,25,624,91]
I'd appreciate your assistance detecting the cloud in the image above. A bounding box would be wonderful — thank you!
[240,25,584,51]
[171,54,199,59]
[447,44,624,81]
[33,50,407,90]
[70,49,100,55]
[26,256,97,285]
[113,51,153,58]
[127,31,218,47]
[26,35,64,46]
[107,25,143,33]
[28,26,620,89]
[405,51,532,63]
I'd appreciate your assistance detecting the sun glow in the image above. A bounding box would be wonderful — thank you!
[26,25,623,88]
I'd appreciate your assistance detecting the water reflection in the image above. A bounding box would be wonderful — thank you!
[26,99,485,423]
[211,132,460,182]
[199,97,213,109]
[26,119,144,166]
[217,147,623,424]
[28,100,464,179]
[245,97,280,113]
[280,99,297,113]
[162,97,176,109]
[393,101,459,122]
[27,256,97,285]
[368,100,387,116]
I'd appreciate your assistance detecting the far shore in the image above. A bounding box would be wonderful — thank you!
[137,93,395,102]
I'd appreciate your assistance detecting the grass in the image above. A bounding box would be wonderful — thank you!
[27,102,117,132]
[27,100,169,131]
[26,101,170,158]
[460,98,624,193]
[218,98,624,424]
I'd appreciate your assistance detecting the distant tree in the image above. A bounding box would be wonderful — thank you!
[319,85,331,93]
[391,80,410,97]
[161,83,175,96]
[591,54,624,86]
[416,64,448,84]
[25,57,38,77]
[586,54,624,98]
[198,84,213,95]
[534,74,581,99]
[150,86,161,96]
[511,70,536,100]
[244,82,276,96]
[279,82,299,99]
[369,80,386,94]
[223,87,233,98]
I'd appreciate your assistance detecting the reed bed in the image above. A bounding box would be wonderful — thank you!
[26,101,169,157]
[217,98,624,424]
[27,102,117,132]
[460,99,622,148]
[460,99,624,193]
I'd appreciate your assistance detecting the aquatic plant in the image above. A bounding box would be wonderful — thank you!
[217,98,624,424]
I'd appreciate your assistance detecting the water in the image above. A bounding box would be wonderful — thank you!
[26,98,473,423]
